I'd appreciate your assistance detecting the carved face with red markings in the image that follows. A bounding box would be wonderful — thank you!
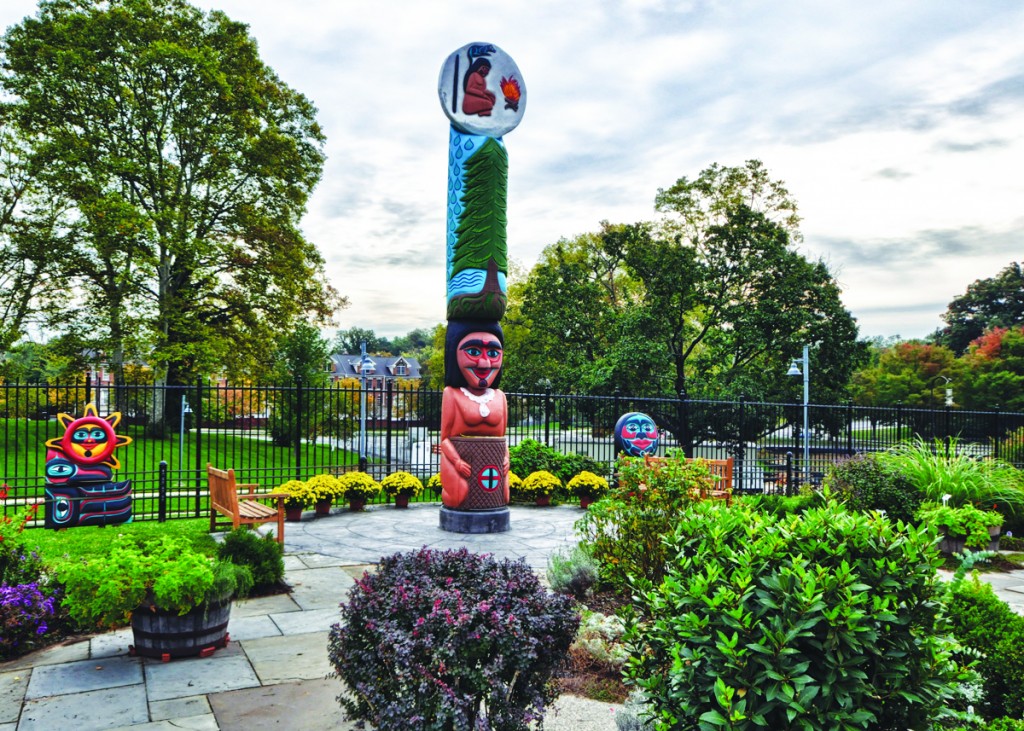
[456,332,503,390]
[614,412,659,457]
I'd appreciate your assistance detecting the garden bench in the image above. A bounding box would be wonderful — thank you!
[642,455,734,505]
[206,464,286,545]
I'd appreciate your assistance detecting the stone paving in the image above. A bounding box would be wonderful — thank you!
[3,502,1024,730]
[0,504,621,730]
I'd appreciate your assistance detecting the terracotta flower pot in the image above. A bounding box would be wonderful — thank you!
[534,494,551,507]
[349,497,367,512]
[579,496,595,510]
[315,498,333,517]
[285,506,304,522]
[394,495,410,509]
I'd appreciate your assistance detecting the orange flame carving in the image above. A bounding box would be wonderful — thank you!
[500,76,521,103]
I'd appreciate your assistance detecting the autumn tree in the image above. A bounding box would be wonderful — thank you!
[938,262,1024,354]
[850,341,959,408]
[957,327,1024,412]
[1,0,343,430]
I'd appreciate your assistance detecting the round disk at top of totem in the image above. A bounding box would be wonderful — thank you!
[437,42,525,534]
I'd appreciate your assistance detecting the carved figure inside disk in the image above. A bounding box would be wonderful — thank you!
[461,58,496,117]
[440,320,509,508]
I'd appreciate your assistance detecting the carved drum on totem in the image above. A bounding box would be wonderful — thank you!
[449,436,507,510]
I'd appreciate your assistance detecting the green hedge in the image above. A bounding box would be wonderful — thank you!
[623,501,964,731]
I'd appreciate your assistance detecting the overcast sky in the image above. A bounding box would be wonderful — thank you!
[4,0,1023,343]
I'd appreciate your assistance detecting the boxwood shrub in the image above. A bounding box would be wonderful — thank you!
[328,547,579,730]
[623,501,965,731]
[946,574,1024,720]
[824,452,922,525]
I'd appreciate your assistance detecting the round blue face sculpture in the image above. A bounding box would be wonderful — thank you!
[614,412,659,457]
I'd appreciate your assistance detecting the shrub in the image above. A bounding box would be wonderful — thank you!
[328,547,579,731]
[880,437,1024,520]
[616,690,654,731]
[566,471,609,500]
[1,582,60,660]
[0,500,62,660]
[946,574,1024,719]
[947,720,1024,731]
[576,453,712,591]
[738,493,815,517]
[509,439,602,486]
[998,426,1024,467]
[507,471,524,499]
[917,502,1004,550]
[546,544,598,600]
[1001,533,1024,551]
[521,470,562,497]
[623,500,965,731]
[509,438,561,479]
[306,474,343,502]
[825,451,923,524]
[277,479,315,510]
[380,471,424,498]
[337,471,381,500]
[554,451,604,485]
[60,535,253,629]
[217,529,284,592]
[571,610,628,671]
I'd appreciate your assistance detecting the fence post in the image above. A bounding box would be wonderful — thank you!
[846,400,854,455]
[194,378,203,517]
[993,408,1002,461]
[84,371,92,408]
[294,376,303,481]
[737,395,746,493]
[785,451,794,497]
[159,460,168,522]
[543,383,552,447]
[896,401,903,443]
[385,380,394,471]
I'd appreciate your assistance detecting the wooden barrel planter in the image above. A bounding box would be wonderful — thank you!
[129,596,232,660]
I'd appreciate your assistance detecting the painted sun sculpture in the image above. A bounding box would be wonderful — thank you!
[437,43,525,520]
[43,403,133,528]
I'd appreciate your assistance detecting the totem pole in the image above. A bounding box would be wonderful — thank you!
[43,403,133,528]
[436,42,526,533]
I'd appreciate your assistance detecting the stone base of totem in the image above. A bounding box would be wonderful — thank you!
[439,505,510,534]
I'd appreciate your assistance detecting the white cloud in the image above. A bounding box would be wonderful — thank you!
[3,0,1023,341]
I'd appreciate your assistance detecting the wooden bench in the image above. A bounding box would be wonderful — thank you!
[642,455,734,505]
[206,464,287,545]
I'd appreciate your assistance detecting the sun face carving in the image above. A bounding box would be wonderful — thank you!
[45,403,133,470]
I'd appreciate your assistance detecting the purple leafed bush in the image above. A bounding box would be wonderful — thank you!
[0,582,59,659]
[328,547,580,731]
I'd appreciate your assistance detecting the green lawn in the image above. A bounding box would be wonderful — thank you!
[1,418,360,494]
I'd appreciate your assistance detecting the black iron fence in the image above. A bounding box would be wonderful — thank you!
[2,379,1023,522]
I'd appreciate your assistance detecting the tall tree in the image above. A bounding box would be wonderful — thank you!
[269,322,330,447]
[939,262,1024,354]
[332,327,392,356]
[1,0,342,428]
[510,161,865,450]
[957,326,1024,412]
[0,104,69,354]
[850,341,959,408]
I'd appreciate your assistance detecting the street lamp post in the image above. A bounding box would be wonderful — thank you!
[358,342,375,472]
[787,345,810,484]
